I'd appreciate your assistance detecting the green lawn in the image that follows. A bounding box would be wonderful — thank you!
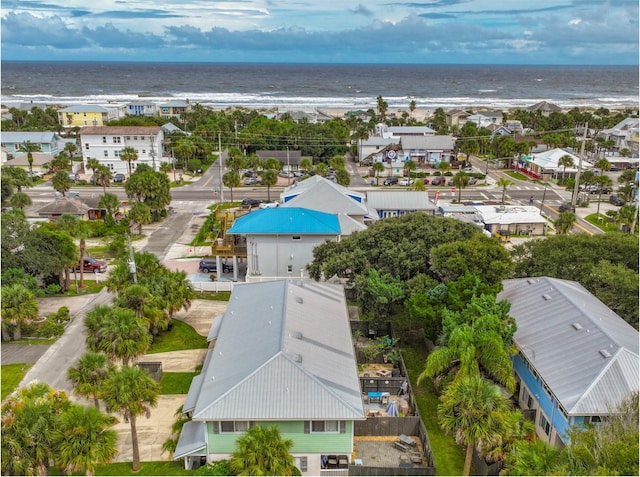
[62,280,105,296]
[505,171,530,181]
[160,372,198,394]
[585,213,620,232]
[147,319,208,354]
[402,346,465,476]
[1,363,33,400]
[80,461,192,476]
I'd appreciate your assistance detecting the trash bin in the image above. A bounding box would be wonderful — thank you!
[370,180,375,186]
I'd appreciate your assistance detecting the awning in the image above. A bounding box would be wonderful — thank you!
[174,421,207,460]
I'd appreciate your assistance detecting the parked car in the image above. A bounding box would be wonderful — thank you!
[398,178,414,186]
[462,166,473,173]
[76,256,107,273]
[241,198,261,209]
[29,171,43,179]
[447,178,455,186]
[558,203,576,213]
[383,176,399,186]
[590,186,611,195]
[467,177,478,185]
[198,258,233,273]
[244,177,262,186]
[68,172,79,182]
[244,170,257,178]
[113,173,126,183]
[279,171,294,178]
[609,195,626,206]
[430,176,446,186]
[259,201,279,209]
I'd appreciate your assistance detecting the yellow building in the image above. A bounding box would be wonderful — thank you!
[58,105,118,128]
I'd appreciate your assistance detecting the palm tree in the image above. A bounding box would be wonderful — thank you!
[128,201,152,235]
[85,306,151,366]
[593,174,613,216]
[86,157,101,180]
[261,169,278,201]
[438,375,511,476]
[376,95,388,121]
[52,170,73,196]
[98,192,120,221]
[336,168,350,187]
[299,157,313,173]
[230,425,297,476]
[404,159,417,178]
[372,161,385,185]
[162,405,191,459]
[503,438,563,476]
[594,157,611,176]
[94,164,112,192]
[557,154,574,184]
[101,365,159,472]
[437,161,451,175]
[409,99,417,118]
[315,162,329,178]
[9,191,32,210]
[496,177,514,204]
[452,172,470,202]
[52,404,118,476]
[1,284,39,340]
[120,146,138,175]
[18,140,42,177]
[554,212,576,234]
[413,179,425,191]
[67,352,113,409]
[223,170,241,203]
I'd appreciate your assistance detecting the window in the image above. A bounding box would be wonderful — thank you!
[133,136,138,140]
[295,457,307,473]
[85,144,90,150]
[102,137,107,143]
[103,150,108,157]
[125,136,130,140]
[292,236,301,240]
[220,421,250,433]
[287,265,293,273]
[141,149,146,154]
[539,414,550,435]
[114,150,120,157]
[113,137,121,144]
[311,421,339,433]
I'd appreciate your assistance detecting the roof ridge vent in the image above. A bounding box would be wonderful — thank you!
[572,322,584,330]
[542,294,552,301]
[599,349,612,358]
[296,297,303,304]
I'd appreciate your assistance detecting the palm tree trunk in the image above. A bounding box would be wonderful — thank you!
[463,442,474,476]
[597,192,602,216]
[13,323,22,341]
[130,416,141,472]
[93,394,100,410]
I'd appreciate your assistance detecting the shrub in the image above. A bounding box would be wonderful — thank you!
[44,284,62,295]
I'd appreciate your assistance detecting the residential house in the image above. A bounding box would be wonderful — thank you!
[3,152,55,176]
[256,150,304,172]
[35,195,90,220]
[358,137,397,164]
[278,110,334,124]
[505,120,524,135]
[377,125,436,138]
[125,101,158,117]
[0,131,61,156]
[158,100,192,119]
[473,205,547,236]
[281,177,376,228]
[57,105,118,128]
[596,117,639,153]
[526,101,562,115]
[398,135,457,167]
[499,277,639,447]
[345,110,375,122]
[281,175,367,205]
[366,191,437,218]
[175,280,365,474]
[466,111,503,129]
[226,207,342,282]
[516,148,590,180]
[445,109,471,128]
[79,126,164,173]
[488,124,514,138]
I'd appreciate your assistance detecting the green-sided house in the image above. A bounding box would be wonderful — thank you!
[175,280,365,474]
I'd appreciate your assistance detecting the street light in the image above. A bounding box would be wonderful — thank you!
[539,185,548,213]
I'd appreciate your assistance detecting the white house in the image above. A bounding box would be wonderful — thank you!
[79,126,164,173]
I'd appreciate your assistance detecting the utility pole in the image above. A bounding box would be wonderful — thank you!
[287,146,291,185]
[171,148,177,183]
[126,233,138,284]
[150,137,156,171]
[219,149,225,203]
[571,122,588,207]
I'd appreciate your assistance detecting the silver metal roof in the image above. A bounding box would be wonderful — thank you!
[191,280,365,421]
[281,175,365,202]
[173,421,206,459]
[399,135,456,150]
[499,277,639,415]
[282,180,369,217]
[366,191,437,212]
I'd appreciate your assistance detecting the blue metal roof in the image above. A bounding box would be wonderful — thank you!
[227,207,341,235]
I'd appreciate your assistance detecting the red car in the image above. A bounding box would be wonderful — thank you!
[76,257,107,273]
[430,176,446,186]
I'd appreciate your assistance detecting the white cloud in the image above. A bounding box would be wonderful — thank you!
[1,0,638,64]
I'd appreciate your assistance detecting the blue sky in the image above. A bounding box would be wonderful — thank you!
[1,0,638,64]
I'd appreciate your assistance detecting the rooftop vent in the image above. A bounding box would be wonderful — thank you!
[542,294,552,301]
[296,297,304,304]
[599,349,612,359]
[527,278,537,285]
[294,354,302,363]
[294,331,303,340]
[572,323,584,330]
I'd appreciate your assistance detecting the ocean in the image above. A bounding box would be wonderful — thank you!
[1,61,638,111]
